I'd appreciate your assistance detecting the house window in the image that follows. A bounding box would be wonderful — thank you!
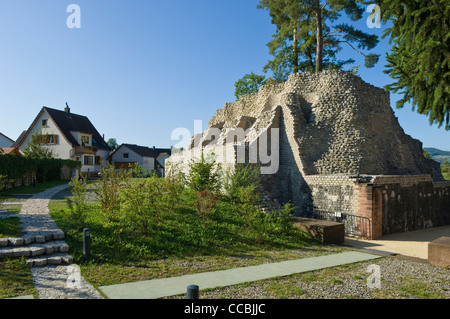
[42,119,48,127]
[84,155,94,166]
[123,153,129,159]
[40,134,58,145]
[95,156,101,165]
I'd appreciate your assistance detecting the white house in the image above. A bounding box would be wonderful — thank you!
[0,132,14,148]
[14,105,111,175]
[109,144,171,176]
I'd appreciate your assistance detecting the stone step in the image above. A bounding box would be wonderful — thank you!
[26,253,74,267]
[0,240,70,259]
[0,231,65,248]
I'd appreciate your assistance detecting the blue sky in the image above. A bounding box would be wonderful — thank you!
[0,0,448,151]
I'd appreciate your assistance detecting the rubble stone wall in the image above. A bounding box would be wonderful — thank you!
[166,70,449,238]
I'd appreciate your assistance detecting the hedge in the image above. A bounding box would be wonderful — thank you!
[0,154,81,182]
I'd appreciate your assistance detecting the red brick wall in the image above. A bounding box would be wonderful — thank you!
[354,184,383,239]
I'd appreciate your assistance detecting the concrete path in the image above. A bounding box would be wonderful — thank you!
[99,251,382,299]
[344,225,450,260]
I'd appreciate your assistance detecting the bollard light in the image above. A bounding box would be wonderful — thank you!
[187,285,199,299]
[83,228,91,260]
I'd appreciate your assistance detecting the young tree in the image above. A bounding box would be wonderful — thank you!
[258,0,380,78]
[23,132,55,159]
[379,0,449,130]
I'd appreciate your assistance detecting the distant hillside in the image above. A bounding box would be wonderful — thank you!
[424,147,450,163]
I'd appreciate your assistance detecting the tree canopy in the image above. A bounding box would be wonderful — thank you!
[107,138,119,151]
[257,0,380,81]
[234,72,271,100]
[379,0,449,130]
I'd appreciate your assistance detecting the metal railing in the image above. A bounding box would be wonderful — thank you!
[313,209,372,239]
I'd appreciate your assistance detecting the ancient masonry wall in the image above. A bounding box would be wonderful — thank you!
[166,70,449,239]
[304,175,450,239]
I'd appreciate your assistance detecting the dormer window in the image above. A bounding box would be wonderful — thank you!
[81,135,90,146]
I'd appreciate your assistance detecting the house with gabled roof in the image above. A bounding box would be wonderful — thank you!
[0,132,14,148]
[14,104,111,175]
[109,143,171,176]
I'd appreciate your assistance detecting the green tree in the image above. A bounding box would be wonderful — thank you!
[441,160,449,179]
[106,138,119,151]
[23,132,55,159]
[379,0,449,130]
[234,72,270,100]
[258,0,380,79]
[187,152,222,193]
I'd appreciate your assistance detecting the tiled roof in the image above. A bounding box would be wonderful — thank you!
[120,144,171,158]
[15,106,111,151]
[44,107,110,151]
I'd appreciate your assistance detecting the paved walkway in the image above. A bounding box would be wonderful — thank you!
[344,225,450,260]
[99,251,381,299]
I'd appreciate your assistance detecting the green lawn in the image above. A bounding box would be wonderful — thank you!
[0,258,37,299]
[47,182,335,288]
[0,216,22,238]
[0,180,70,197]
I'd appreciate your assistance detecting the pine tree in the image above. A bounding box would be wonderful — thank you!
[380,0,449,130]
[258,0,380,80]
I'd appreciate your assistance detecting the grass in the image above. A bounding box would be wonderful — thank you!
[0,258,37,299]
[46,181,337,288]
[0,180,70,197]
[0,216,22,238]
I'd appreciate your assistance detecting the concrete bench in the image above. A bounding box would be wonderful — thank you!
[428,237,450,268]
[292,217,345,244]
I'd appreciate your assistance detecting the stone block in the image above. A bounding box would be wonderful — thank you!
[8,238,24,246]
[428,237,450,268]
[0,238,8,247]
[35,235,46,243]
[291,217,345,244]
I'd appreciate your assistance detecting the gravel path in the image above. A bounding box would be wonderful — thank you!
[19,184,103,299]
[182,256,450,299]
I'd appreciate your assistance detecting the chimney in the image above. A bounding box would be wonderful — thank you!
[65,102,70,113]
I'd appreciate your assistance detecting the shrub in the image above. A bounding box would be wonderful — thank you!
[163,175,185,212]
[94,164,129,221]
[0,154,80,183]
[120,176,166,235]
[193,190,219,218]
[187,152,222,193]
[224,164,260,194]
[224,164,261,205]
[66,176,91,230]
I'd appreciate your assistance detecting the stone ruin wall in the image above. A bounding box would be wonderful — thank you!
[166,70,449,238]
